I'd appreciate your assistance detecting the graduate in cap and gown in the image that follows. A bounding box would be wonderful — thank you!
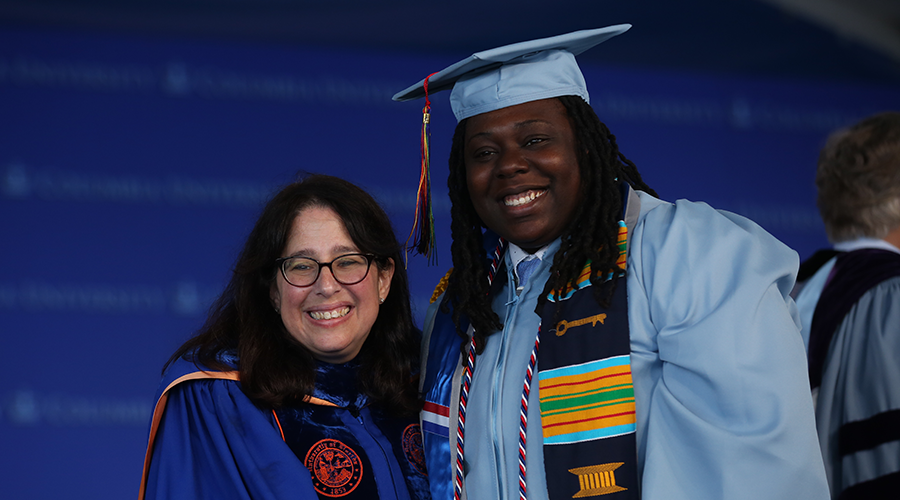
[393,25,830,500]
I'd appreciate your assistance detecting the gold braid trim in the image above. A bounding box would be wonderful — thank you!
[430,268,453,303]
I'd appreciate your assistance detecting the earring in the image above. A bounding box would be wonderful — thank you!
[378,297,384,304]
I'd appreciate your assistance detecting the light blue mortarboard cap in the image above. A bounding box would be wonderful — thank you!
[392,24,631,121]
[394,25,631,262]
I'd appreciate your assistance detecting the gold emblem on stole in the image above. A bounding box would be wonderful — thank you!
[553,313,607,336]
[568,462,626,497]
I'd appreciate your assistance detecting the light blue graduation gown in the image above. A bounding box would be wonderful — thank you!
[421,190,830,500]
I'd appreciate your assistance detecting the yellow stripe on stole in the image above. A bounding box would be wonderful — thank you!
[542,406,637,438]
[538,365,632,399]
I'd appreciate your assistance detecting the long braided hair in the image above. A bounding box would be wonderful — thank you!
[443,95,657,354]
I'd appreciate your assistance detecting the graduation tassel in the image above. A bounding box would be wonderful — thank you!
[407,72,438,265]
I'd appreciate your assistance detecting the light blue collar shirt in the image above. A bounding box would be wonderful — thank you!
[463,239,559,500]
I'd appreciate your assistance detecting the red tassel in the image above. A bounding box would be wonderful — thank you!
[407,72,439,265]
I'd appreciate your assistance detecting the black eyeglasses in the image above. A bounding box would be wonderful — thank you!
[276,253,377,287]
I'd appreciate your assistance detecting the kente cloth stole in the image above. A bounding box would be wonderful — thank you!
[808,248,900,389]
[537,221,640,500]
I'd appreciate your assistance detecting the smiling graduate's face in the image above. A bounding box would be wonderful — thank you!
[464,98,583,252]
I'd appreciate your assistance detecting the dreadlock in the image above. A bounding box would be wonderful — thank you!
[443,95,656,355]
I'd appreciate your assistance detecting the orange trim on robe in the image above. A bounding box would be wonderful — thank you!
[138,370,240,500]
[138,370,342,500]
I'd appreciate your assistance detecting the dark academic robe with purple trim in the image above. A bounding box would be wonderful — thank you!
[807,249,900,499]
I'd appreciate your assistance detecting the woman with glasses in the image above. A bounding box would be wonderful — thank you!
[139,174,430,500]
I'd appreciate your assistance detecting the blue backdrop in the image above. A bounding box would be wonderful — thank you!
[2,26,899,499]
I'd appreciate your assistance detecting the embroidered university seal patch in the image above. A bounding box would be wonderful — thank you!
[304,439,363,497]
[402,423,427,475]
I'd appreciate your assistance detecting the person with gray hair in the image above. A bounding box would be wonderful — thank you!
[818,113,900,243]
[794,111,900,499]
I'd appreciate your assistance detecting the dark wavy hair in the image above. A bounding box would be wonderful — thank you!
[444,95,657,354]
[166,174,420,416]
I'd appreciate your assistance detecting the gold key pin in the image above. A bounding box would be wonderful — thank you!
[554,313,607,336]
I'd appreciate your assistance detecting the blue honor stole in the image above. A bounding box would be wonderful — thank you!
[420,307,467,500]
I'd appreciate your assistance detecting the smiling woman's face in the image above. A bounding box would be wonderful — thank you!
[270,205,393,364]
[464,98,583,252]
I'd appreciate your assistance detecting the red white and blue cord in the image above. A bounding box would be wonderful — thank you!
[454,239,543,500]
[517,332,541,500]
[454,239,504,500]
